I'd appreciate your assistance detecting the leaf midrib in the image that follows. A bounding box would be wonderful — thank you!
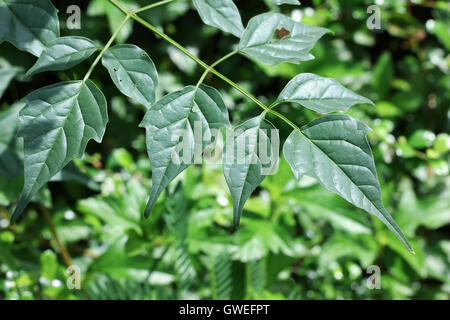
[22,83,84,197]
[107,49,156,105]
[233,119,265,214]
[2,0,57,50]
[299,128,389,224]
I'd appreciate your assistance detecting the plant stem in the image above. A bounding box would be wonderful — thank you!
[40,206,73,268]
[132,14,211,69]
[83,13,131,82]
[134,0,178,14]
[268,109,301,131]
[196,50,239,87]
[108,0,301,130]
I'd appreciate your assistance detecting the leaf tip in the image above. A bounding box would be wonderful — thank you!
[366,98,376,106]
[10,208,21,225]
[143,197,156,218]
[233,213,241,228]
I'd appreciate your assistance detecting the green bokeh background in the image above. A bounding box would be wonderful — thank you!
[0,0,449,300]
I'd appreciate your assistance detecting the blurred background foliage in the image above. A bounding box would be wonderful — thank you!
[0,0,449,300]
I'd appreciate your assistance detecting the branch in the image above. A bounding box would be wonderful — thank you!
[108,0,302,131]
[40,206,73,268]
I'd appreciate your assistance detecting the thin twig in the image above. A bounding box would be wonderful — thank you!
[40,206,73,267]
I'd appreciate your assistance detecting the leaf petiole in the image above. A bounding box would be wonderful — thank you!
[133,0,179,14]
[196,49,239,87]
[83,13,131,82]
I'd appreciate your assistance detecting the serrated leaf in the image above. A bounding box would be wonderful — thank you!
[272,0,300,5]
[238,12,330,65]
[26,36,99,77]
[139,85,230,217]
[223,116,278,226]
[0,0,60,56]
[102,44,158,108]
[283,114,413,252]
[193,0,244,38]
[11,80,108,223]
[273,73,373,113]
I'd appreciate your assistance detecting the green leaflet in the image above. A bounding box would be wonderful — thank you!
[0,102,24,179]
[273,73,374,113]
[283,114,413,252]
[26,37,99,77]
[271,0,300,5]
[223,116,278,226]
[372,51,394,99]
[238,12,330,65]
[0,0,60,56]
[193,0,244,38]
[11,80,108,223]
[139,85,230,217]
[102,44,158,108]
[0,66,20,99]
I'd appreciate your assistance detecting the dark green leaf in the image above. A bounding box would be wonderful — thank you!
[0,66,20,98]
[0,0,59,56]
[283,114,413,252]
[223,116,278,226]
[12,80,108,223]
[193,0,244,38]
[139,85,230,217]
[0,102,24,179]
[273,73,373,113]
[102,44,158,107]
[26,36,99,77]
[238,12,330,65]
[372,52,393,99]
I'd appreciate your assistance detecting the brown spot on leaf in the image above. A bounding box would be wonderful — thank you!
[275,27,290,39]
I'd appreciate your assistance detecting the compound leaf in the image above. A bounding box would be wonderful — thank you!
[0,0,60,56]
[283,114,413,252]
[140,85,230,217]
[26,36,99,77]
[223,116,278,226]
[102,44,158,108]
[238,12,330,65]
[193,0,244,38]
[11,80,108,223]
[273,73,374,113]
